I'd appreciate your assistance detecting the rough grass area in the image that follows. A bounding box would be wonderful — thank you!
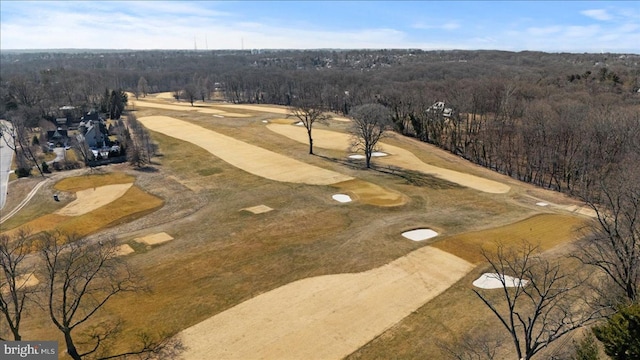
[432,214,588,263]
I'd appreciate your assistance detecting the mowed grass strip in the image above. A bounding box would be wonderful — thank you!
[55,173,135,192]
[432,214,587,263]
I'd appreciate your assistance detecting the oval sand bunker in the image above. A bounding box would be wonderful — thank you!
[402,229,438,241]
[473,273,529,289]
[332,194,352,203]
[348,154,366,160]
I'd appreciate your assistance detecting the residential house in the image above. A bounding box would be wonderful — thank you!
[80,120,107,148]
[46,128,68,147]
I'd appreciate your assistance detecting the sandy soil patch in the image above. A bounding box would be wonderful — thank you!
[402,229,438,241]
[114,244,135,256]
[332,194,352,203]
[473,273,529,289]
[2,273,39,294]
[267,124,510,194]
[242,205,274,214]
[565,205,597,218]
[178,247,473,360]
[135,232,174,245]
[138,116,353,186]
[1,273,39,294]
[55,183,133,216]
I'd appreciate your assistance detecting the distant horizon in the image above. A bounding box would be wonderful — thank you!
[1,1,639,53]
[2,48,638,55]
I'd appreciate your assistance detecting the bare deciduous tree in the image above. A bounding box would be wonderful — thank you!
[289,101,330,155]
[473,242,604,360]
[37,232,178,359]
[0,229,36,341]
[438,329,503,360]
[577,164,640,303]
[348,103,393,168]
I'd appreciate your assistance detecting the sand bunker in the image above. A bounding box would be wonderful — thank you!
[135,232,174,245]
[473,273,529,289]
[402,229,439,241]
[242,205,274,214]
[2,273,39,293]
[138,116,353,186]
[371,152,388,157]
[536,202,549,206]
[332,194,352,203]
[114,244,135,256]
[348,154,366,160]
[178,246,473,360]
[55,183,133,216]
[267,124,510,194]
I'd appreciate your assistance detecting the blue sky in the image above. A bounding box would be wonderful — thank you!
[1,1,638,52]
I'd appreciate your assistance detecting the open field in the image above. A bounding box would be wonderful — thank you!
[7,93,597,359]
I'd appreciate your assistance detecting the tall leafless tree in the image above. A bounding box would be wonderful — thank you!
[577,163,640,303]
[348,103,392,168]
[289,101,330,155]
[473,242,604,360]
[37,231,179,359]
[0,230,37,341]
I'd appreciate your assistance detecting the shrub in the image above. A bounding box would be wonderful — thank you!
[15,168,31,178]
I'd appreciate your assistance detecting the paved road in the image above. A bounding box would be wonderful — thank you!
[0,120,15,210]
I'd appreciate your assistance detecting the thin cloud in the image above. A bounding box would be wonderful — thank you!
[412,21,461,31]
[581,9,613,21]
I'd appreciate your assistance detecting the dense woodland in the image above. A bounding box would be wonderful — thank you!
[1,49,638,197]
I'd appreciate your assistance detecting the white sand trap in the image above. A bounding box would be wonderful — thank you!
[267,124,510,194]
[178,247,473,360]
[262,120,269,123]
[138,116,353,186]
[348,154,366,159]
[114,244,135,256]
[473,273,529,289]
[332,194,352,203]
[371,152,388,157]
[135,232,174,245]
[402,229,439,241]
[295,121,304,126]
[213,114,224,118]
[243,205,274,214]
[55,183,133,216]
[536,202,549,207]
